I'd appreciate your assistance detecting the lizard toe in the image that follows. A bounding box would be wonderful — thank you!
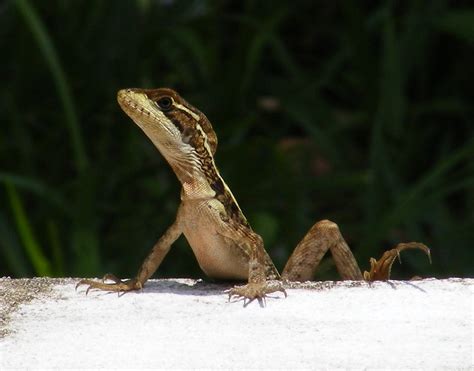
[228,281,287,306]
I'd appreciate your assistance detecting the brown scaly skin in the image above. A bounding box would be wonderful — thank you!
[77,88,431,306]
[363,242,431,281]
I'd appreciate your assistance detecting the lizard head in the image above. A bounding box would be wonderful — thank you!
[117,88,219,186]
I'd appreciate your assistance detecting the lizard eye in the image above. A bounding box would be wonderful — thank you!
[156,97,173,111]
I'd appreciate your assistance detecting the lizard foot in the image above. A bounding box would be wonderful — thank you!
[76,273,142,295]
[363,242,431,281]
[227,281,287,307]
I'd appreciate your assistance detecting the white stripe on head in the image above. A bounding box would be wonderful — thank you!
[174,103,201,122]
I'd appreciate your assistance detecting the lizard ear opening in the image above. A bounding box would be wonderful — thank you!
[182,127,193,144]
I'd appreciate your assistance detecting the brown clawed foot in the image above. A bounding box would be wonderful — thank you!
[76,275,142,295]
[363,242,431,281]
[227,281,287,307]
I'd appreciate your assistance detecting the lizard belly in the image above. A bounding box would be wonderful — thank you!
[184,228,249,280]
[180,202,249,280]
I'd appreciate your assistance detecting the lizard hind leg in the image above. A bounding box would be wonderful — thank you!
[282,219,363,282]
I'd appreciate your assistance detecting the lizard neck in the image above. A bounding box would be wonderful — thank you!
[117,87,250,227]
[177,154,250,229]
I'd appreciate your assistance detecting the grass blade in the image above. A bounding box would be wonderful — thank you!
[0,172,69,215]
[14,0,88,173]
[376,139,474,243]
[47,220,64,276]
[0,212,30,276]
[4,182,52,276]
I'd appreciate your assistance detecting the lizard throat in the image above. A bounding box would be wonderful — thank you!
[117,88,250,227]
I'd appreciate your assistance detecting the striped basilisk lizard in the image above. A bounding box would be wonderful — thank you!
[77,88,430,304]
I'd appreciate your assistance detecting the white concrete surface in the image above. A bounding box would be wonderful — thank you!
[0,278,472,369]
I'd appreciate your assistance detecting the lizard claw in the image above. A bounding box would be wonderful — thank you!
[76,275,142,295]
[227,281,287,307]
[363,242,431,281]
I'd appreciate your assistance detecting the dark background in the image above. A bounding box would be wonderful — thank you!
[2,1,473,280]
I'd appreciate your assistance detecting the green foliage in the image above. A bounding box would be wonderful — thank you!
[4,181,53,276]
[1,0,473,279]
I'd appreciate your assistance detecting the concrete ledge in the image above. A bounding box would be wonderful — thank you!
[0,277,472,368]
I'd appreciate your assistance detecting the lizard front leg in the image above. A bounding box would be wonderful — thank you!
[222,224,286,305]
[227,219,358,304]
[227,250,287,306]
[76,219,182,294]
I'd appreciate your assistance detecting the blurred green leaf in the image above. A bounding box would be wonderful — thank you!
[0,172,69,214]
[379,139,474,241]
[0,213,29,276]
[241,8,287,92]
[47,220,64,276]
[171,28,211,80]
[366,11,404,243]
[434,11,474,44]
[250,211,279,247]
[14,0,88,173]
[4,182,52,276]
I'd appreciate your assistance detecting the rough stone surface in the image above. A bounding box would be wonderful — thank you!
[0,277,472,369]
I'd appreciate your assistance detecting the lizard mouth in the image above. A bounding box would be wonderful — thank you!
[117,89,141,117]
[116,88,186,152]
[117,88,171,132]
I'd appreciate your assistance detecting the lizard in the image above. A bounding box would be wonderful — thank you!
[77,88,430,304]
